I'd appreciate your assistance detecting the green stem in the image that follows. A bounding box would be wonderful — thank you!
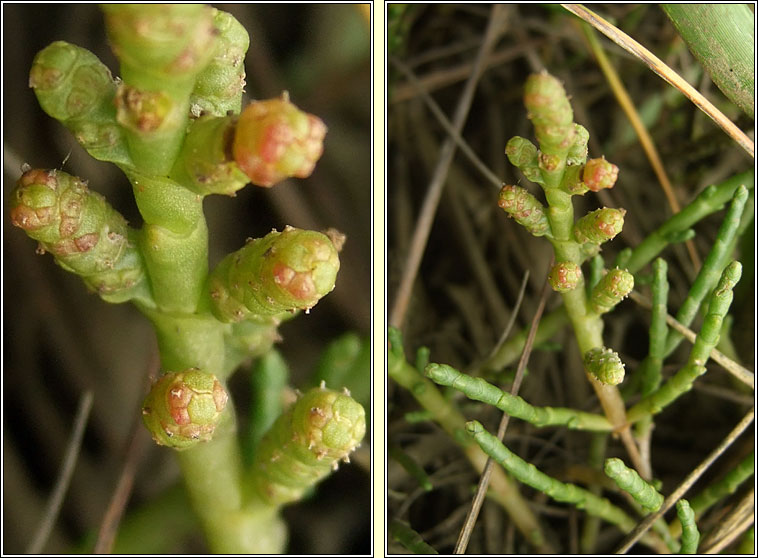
[627,261,742,422]
[426,363,612,431]
[616,172,753,274]
[675,499,699,554]
[465,420,638,534]
[664,186,748,357]
[388,328,551,552]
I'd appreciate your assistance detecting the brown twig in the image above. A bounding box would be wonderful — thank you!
[93,354,159,554]
[389,4,510,330]
[26,390,94,554]
[614,408,754,553]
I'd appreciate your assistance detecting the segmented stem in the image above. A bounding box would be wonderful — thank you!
[604,457,664,512]
[627,261,742,422]
[425,363,612,431]
[465,420,637,533]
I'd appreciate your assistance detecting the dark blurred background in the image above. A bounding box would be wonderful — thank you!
[3,3,371,554]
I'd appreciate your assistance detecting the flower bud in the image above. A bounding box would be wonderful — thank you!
[590,268,634,314]
[549,261,582,292]
[505,136,538,168]
[233,93,327,187]
[103,4,216,82]
[524,72,573,127]
[208,226,340,322]
[9,169,143,297]
[251,385,365,505]
[573,207,626,245]
[497,185,551,237]
[584,347,625,385]
[142,369,229,450]
[583,157,619,192]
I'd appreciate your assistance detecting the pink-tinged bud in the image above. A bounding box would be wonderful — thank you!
[208,226,340,322]
[583,158,619,192]
[524,72,573,127]
[233,93,327,187]
[142,369,229,450]
[497,185,550,237]
[549,261,582,292]
[573,208,626,245]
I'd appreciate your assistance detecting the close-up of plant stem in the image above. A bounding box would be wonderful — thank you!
[388,4,754,555]
[4,3,370,554]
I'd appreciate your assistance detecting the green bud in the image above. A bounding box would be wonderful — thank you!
[142,369,229,450]
[115,84,174,134]
[208,226,340,322]
[497,184,551,237]
[583,157,619,192]
[9,169,144,298]
[561,165,589,195]
[590,268,634,314]
[102,4,216,85]
[29,41,130,165]
[170,115,250,196]
[250,385,366,506]
[190,8,250,117]
[567,124,589,166]
[233,93,327,188]
[573,207,626,245]
[584,347,625,385]
[505,136,538,168]
[524,72,573,127]
[549,261,583,292]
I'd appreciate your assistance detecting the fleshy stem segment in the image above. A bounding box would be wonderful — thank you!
[662,185,748,357]
[675,499,699,554]
[604,457,664,512]
[425,363,612,431]
[465,420,637,534]
[627,261,742,423]
[387,328,552,552]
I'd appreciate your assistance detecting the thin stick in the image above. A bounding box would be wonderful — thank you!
[561,4,754,158]
[94,356,158,553]
[578,21,701,271]
[454,255,553,554]
[389,4,509,329]
[26,390,94,554]
[614,408,754,553]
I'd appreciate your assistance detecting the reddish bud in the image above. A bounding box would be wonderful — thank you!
[583,158,619,192]
[233,93,327,187]
[549,261,582,292]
